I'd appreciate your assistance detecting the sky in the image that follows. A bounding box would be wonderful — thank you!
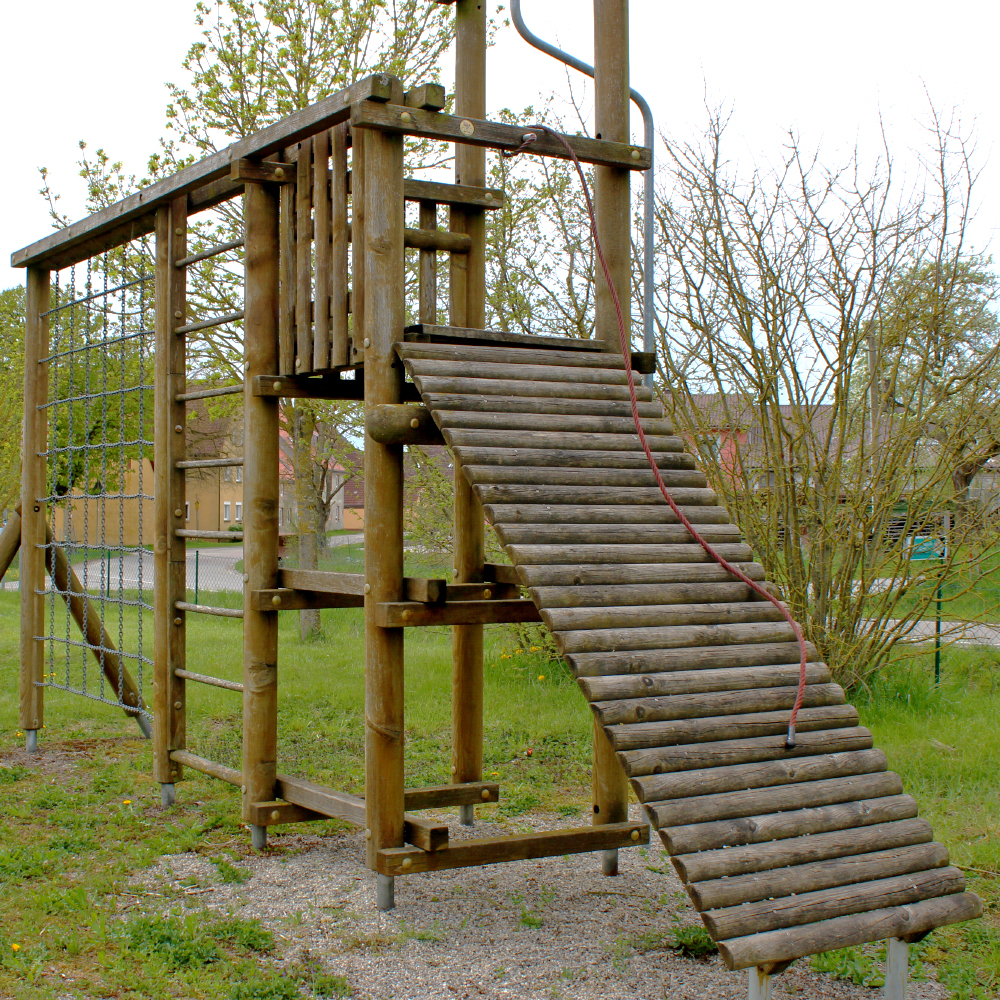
[4,0,999,290]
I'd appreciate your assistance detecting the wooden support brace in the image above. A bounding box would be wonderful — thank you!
[404,781,499,810]
[247,800,325,826]
[366,404,444,445]
[250,589,364,611]
[377,821,649,875]
[231,160,294,184]
[376,599,541,628]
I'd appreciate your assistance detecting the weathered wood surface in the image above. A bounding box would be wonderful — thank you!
[404,781,500,810]
[401,179,504,208]
[405,324,605,352]
[376,599,541,628]
[619,727,874,778]
[474,486,718,506]
[688,842,951,910]
[412,375,653,402]
[351,101,651,171]
[541,582,754,610]
[509,543,753,566]
[632,747,883,802]
[0,508,20,580]
[468,466,706,487]
[445,428,673,451]
[673,818,935,884]
[465,449,693,470]
[366,403,444,446]
[520,561,763,589]
[400,341,633,368]
[439,413,675,435]
[717,893,982,971]
[408,358,635,385]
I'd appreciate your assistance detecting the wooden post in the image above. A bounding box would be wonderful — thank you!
[242,179,281,849]
[154,200,189,802]
[296,136,314,372]
[885,938,908,1000]
[279,156,296,376]
[313,128,332,370]
[418,200,438,324]
[330,122,350,367]
[450,0,488,829]
[20,266,49,750]
[362,122,406,907]
[591,0,631,866]
[351,129,366,364]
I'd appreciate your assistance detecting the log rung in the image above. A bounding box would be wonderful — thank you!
[174,600,244,619]
[175,529,244,541]
[175,457,244,470]
[175,238,244,268]
[174,668,243,692]
[175,310,245,335]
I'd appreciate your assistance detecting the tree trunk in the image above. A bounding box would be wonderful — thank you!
[294,404,321,639]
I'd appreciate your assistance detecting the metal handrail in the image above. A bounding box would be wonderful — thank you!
[510,0,656,388]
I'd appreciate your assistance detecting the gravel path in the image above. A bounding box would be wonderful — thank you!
[133,807,951,1000]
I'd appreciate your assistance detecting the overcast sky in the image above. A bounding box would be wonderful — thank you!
[4,0,998,289]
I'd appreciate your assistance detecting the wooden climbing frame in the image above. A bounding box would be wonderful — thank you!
[10,0,980,989]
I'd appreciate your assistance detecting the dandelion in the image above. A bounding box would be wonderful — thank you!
[11,944,19,952]
[514,648,523,655]
[491,772,500,777]
[538,675,545,682]
[15,731,22,738]
[530,646,541,653]
[123,799,132,805]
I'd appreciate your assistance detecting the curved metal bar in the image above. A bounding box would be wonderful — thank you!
[510,0,656,387]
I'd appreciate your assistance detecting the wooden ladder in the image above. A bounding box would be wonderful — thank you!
[397,338,982,973]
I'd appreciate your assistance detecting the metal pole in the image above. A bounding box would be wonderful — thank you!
[885,937,909,1000]
[194,549,199,605]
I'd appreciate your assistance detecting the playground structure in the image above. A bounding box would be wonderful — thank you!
[7,1,982,995]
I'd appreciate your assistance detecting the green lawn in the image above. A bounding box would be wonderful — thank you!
[0,590,998,997]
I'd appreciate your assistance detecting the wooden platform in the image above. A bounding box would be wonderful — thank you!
[398,339,982,971]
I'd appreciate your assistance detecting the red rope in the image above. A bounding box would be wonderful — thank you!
[512,126,808,747]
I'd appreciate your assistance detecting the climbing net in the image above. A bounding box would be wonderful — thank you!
[39,248,155,720]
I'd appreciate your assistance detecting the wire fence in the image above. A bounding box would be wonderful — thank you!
[38,250,155,720]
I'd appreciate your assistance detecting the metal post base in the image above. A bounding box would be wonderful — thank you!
[250,824,267,850]
[135,714,153,740]
[160,783,176,808]
[458,803,474,827]
[749,967,773,1000]
[601,848,619,876]
[376,873,395,911]
[885,938,908,1000]
[25,730,38,753]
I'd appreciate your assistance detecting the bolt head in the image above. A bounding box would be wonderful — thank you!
[173,700,182,710]
[174,310,183,318]
[364,583,371,594]
[274,166,285,179]
[481,788,490,800]
[631,149,641,160]
[363,337,371,348]
[272,595,282,607]
[241,785,247,794]
[270,809,281,821]
[460,119,475,136]
[174,508,183,518]
[272,381,282,391]
[173,617,182,626]
[365,828,372,839]
[174,424,183,433]
[243,573,250,583]
[401,857,412,870]
[175,228,183,236]
[400,111,413,123]
[483,588,492,599]
[631,829,640,841]
[410,417,419,429]
[451,764,458,774]
[295,357,303,368]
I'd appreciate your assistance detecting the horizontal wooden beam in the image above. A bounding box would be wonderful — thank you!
[404,781,500,810]
[231,159,294,184]
[247,800,325,825]
[12,73,399,269]
[404,83,447,111]
[485,562,522,586]
[405,227,471,253]
[366,403,444,446]
[402,178,503,209]
[377,821,649,875]
[402,324,604,352]
[351,101,652,171]
[250,588,364,611]
[251,373,420,400]
[376,599,540,627]
[278,568,460,604]
[170,750,241,786]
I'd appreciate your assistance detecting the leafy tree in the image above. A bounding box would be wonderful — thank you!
[0,287,26,515]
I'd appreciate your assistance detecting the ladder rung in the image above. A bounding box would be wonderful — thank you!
[175,384,244,403]
[175,601,243,619]
[174,668,243,692]
[175,457,244,470]
[175,239,244,268]
[170,750,241,785]
[175,529,244,541]
[175,310,245,335]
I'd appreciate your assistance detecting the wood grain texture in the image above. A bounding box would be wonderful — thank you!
[400,340,632,368]
[537,580,755,609]
[330,123,350,366]
[462,448,692,470]
[467,466,705,487]
[520,561,764,589]
[312,128,331,369]
[420,391,663,419]
[474,486,718,507]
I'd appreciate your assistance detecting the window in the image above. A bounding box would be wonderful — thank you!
[184,502,190,521]
[235,502,242,521]
[235,466,243,483]
[223,467,231,483]
[278,507,283,525]
[223,502,231,522]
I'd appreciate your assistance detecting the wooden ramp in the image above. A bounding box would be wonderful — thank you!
[398,339,982,972]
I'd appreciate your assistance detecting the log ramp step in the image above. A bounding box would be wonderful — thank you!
[399,340,982,972]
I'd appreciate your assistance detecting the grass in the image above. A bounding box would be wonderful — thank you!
[0,589,998,996]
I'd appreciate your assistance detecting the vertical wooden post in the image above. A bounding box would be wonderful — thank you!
[418,200,438,325]
[279,157,296,376]
[450,0,488,829]
[20,266,49,749]
[241,180,281,849]
[351,129,366,364]
[885,938,908,1000]
[591,0,631,869]
[330,122,350,367]
[362,123,406,907]
[154,199,189,802]
[313,129,332,370]
[296,137,314,372]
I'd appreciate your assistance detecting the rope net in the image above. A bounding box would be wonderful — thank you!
[38,248,154,721]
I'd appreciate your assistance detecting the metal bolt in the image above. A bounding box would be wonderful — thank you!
[174,508,183,517]
[174,310,183,318]
[175,227,183,236]
[271,809,281,821]
[174,424,183,433]
[483,588,492,599]
[485,192,493,201]
[272,381,281,391]
[630,829,640,841]
[173,617,182,625]
[451,764,458,774]
[401,857,412,870]
[364,583,371,594]
[296,357,303,369]
[410,417,419,429]
[272,595,282,607]
[631,149,640,160]
[365,828,372,839]
[400,111,413,123]
[363,337,371,348]
[173,700,182,710]
[274,167,285,180]
[481,788,490,800]
[460,119,475,136]
[241,785,247,794]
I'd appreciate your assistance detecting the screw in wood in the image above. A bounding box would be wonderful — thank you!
[173,617,182,626]
[401,858,412,870]
[174,508,183,517]
[173,701,182,710]
[271,595,281,607]
[270,810,280,821]
[409,417,419,428]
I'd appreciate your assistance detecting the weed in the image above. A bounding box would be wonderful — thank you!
[0,766,29,785]
[812,945,885,988]
[400,919,446,943]
[214,917,274,952]
[123,912,221,968]
[667,917,716,959]
[229,968,301,1000]
[631,930,666,954]
[213,856,252,884]
[519,909,544,929]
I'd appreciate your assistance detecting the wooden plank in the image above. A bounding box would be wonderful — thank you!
[484,562,521,586]
[537,581,755,610]
[350,101,651,171]
[716,893,982,972]
[279,567,364,595]
[440,413,675,436]
[376,820,649,875]
[241,179,281,827]
[672,818,934,884]
[253,373,368,400]
[251,588,364,611]
[633,748,882,803]
[399,340,630,368]
[404,83,447,111]
[592,683,845,729]
[313,128,332,369]
[279,153,296,375]
[275,774,366,824]
[552,598,786,634]
[489,504,730,526]
[660,793,919,855]
[568,636,811,678]
[418,200,438,325]
[647,772,901,830]
[413,375,653,402]
[469,466,705,487]
[520,562,764,589]
[231,159,294,183]
[447,429,672,451]
[474,486,717,507]
[688,842,951,911]
[13,74,398,270]
[402,178,504,209]
[462,448,691,470]
[405,324,605,351]
[422,391,663,419]
[330,122,350,367]
[404,781,499,809]
[408,357,632,384]
[505,525,735,549]
[620,727,874,778]
[247,800,324,826]
[20,267,48,736]
[605,704,861,753]
[512,543,753,567]
[707,867,966,941]
[581,662,831,704]
[295,136,314,370]
[376,599,541,628]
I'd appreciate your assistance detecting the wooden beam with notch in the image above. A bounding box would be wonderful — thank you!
[404,83,447,111]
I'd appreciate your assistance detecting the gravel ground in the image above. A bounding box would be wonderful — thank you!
[130,806,952,1000]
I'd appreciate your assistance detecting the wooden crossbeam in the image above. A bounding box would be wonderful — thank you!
[376,599,540,627]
